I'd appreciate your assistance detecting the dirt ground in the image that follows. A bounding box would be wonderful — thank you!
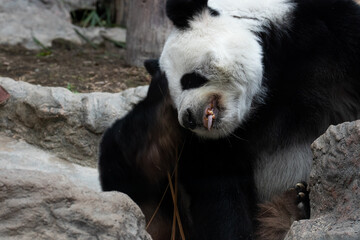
[0,43,150,93]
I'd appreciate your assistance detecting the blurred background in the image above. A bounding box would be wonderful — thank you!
[0,0,172,93]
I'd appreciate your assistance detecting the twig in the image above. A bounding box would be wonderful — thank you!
[167,171,186,240]
[145,141,187,240]
[146,183,169,230]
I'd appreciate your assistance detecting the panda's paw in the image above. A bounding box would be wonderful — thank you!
[294,181,310,218]
[255,182,310,239]
[295,182,309,203]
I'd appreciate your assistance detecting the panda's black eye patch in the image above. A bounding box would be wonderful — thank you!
[208,7,219,17]
[180,72,209,90]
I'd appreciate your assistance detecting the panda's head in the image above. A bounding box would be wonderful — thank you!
[159,0,267,139]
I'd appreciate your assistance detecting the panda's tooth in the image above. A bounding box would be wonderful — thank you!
[207,114,213,130]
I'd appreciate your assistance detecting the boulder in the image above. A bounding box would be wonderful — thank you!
[78,27,127,45]
[0,169,152,240]
[285,120,360,240]
[0,134,100,192]
[0,77,148,167]
[0,0,125,50]
[61,0,98,12]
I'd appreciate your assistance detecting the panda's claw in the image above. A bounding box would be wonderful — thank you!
[294,181,310,218]
[298,192,305,198]
[295,182,306,191]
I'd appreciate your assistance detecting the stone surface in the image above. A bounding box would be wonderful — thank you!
[61,0,98,12]
[0,0,125,50]
[0,77,148,167]
[0,133,100,192]
[285,121,360,240]
[77,27,127,45]
[100,27,127,43]
[0,169,152,240]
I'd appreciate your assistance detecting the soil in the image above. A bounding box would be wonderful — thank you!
[0,43,150,93]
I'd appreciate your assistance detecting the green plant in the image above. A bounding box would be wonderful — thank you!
[67,83,78,93]
[71,7,113,28]
[82,9,103,27]
[33,36,52,57]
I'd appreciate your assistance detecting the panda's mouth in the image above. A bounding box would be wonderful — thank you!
[203,98,219,130]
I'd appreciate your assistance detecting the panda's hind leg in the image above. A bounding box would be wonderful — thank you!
[255,182,310,240]
[140,200,173,240]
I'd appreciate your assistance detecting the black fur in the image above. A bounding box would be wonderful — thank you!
[99,0,360,239]
[144,59,160,77]
[250,0,360,148]
[180,72,209,90]
[99,60,256,239]
[99,61,175,195]
[166,0,209,29]
[98,61,182,239]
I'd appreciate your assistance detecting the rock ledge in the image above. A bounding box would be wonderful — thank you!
[0,169,152,240]
[285,121,360,240]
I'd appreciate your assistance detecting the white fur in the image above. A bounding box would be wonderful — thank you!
[208,0,295,29]
[160,0,295,138]
[254,143,313,202]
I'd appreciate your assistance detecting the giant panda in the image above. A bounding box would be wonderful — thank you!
[98,0,360,239]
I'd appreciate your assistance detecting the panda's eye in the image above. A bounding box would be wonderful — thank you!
[180,72,209,90]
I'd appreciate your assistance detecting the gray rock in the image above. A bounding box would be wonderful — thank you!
[101,27,127,43]
[0,0,81,49]
[0,169,152,240]
[0,77,148,167]
[0,0,125,49]
[285,121,360,240]
[61,0,98,12]
[0,133,100,192]
[74,27,127,46]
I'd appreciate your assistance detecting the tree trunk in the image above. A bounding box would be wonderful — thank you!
[114,0,128,27]
[126,0,172,67]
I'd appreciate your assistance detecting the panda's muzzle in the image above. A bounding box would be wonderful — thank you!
[182,108,197,130]
[181,97,220,131]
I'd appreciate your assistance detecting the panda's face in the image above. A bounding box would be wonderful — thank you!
[160,10,264,139]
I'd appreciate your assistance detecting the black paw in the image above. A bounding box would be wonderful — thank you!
[295,182,310,219]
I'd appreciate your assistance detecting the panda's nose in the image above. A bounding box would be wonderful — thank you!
[182,109,197,129]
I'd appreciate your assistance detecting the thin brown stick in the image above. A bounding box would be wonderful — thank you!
[145,183,170,230]
[171,148,179,240]
[171,211,176,240]
[146,141,186,233]
[167,171,186,240]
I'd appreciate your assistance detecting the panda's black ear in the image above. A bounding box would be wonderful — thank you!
[144,59,160,77]
[166,0,208,29]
